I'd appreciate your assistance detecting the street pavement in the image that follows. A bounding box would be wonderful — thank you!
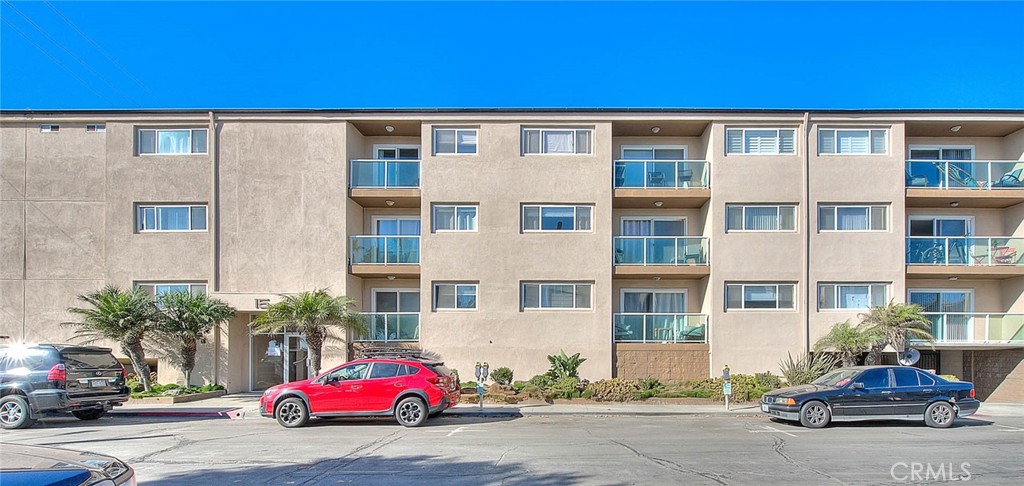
[2,396,1023,485]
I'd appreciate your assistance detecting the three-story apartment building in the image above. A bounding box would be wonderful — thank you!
[2,109,1022,401]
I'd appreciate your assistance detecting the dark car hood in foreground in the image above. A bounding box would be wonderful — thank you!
[0,443,131,485]
[768,384,831,397]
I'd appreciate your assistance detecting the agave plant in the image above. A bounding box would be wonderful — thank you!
[778,352,837,386]
[546,350,587,380]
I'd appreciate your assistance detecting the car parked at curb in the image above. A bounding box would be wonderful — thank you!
[0,344,130,430]
[0,443,136,486]
[260,356,460,428]
[761,365,979,428]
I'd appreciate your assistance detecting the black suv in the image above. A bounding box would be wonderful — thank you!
[0,344,130,429]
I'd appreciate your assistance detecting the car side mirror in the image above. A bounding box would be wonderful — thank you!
[851,382,865,390]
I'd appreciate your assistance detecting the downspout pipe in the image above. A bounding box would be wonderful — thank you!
[803,112,812,355]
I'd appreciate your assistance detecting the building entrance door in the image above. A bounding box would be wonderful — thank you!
[250,329,311,391]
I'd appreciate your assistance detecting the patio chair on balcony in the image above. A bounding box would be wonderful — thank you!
[905,170,929,187]
[992,168,1024,188]
[647,171,666,187]
[677,167,693,188]
[993,246,1018,264]
[933,162,983,188]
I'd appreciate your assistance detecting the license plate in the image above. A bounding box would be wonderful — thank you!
[761,404,769,413]
[90,379,107,388]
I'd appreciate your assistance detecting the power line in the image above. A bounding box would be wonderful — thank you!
[1,16,107,102]
[2,0,136,106]
[42,0,154,99]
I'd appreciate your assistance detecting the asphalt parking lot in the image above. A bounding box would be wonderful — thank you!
[3,412,1023,485]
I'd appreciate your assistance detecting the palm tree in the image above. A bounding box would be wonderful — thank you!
[860,301,934,365]
[250,289,365,377]
[157,291,236,387]
[64,286,160,392]
[813,320,877,367]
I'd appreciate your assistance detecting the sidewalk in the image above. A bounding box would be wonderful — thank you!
[108,393,1024,420]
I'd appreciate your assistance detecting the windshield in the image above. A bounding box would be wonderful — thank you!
[812,369,861,387]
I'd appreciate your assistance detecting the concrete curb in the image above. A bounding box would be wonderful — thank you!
[110,408,245,419]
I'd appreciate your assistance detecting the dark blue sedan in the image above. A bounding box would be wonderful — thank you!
[761,365,980,428]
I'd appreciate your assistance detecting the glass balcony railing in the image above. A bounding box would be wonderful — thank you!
[614,237,709,265]
[614,313,708,343]
[350,159,420,188]
[918,313,1024,344]
[356,313,419,342]
[350,236,420,265]
[614,160,709,189]
[906,160,1024,189]
[906,237,1024,266]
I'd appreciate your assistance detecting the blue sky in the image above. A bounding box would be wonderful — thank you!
[1,1,1022,110]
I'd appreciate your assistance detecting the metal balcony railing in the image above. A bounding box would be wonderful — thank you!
[613,313,708,343]
[916,313,1024,344]
[614,160,709,189]
[350,236,420,265]
[906,237,1024,266]
[355,313,419,342]
[350,159,421,188]
[906,160,1024,189]
[614,237,709,265]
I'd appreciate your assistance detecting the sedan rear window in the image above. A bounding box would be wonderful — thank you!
[857,369,891,389]
[893,367,920,387]
[63,352,120,369]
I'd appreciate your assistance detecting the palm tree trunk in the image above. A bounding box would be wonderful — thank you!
[306,332,323,377]
[180,337,197,387]
[865,343,884,366]
[123,340,152,392]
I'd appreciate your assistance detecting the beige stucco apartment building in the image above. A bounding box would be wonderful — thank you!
[2,109,1023,401]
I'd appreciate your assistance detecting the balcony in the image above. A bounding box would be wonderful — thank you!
[912,313,1024,347]
[906,160,1024,208]
[348,159,421,207]
[905,236,1024,278]
[349,236,420,278]
[614,313,708,343]
[355,313,420,342]
[613,237,709,278]
[613,160,710,208]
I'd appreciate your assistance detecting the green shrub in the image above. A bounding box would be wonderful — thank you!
[491,367,514,386]
[655,389,713,399]
[519,384,554,402]
[528,374,552,389]
[511,381,528,393]
[686,374,773,402]
[939,374,959,382]
[585,379,643,402]
[460,381,478,391]
[126,379,144,393]
[754,371,783,390]
[546,350,586,380]
[549,377,587,399]
[778,352,837,386]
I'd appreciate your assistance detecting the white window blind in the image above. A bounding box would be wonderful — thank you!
[726,129,795,154]
[819,129,887,154]
[726,205,796,231]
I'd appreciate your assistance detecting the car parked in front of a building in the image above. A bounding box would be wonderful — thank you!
[0,443,136,486]
[761,365,979,428]
[0,344,130,430]
[260,357,460,428]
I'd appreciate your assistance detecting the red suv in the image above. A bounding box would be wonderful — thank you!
[260,357,460,427]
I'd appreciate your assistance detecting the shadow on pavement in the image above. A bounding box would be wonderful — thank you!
[768,416,994,429]
[303,413,521,428]
[145,453,594,486]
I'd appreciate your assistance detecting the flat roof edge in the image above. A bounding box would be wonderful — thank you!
[2,107,1024,116]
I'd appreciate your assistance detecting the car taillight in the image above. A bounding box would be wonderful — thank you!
[970,388,975,399]
[47,363,66,383]
[426,376,442,385]
[120,363,127,378]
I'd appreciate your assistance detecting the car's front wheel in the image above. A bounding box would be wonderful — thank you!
[72,408,106,421]
[925,401,955,428]
[275,398,309,428]
[0,395,36,430]
[395,397,428,427]
[799,401,831,428]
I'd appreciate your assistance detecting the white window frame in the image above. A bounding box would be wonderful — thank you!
[619,145,689,160]
[522,127,593,155]
[907,145,976,160]
[725,205,797,233]
[818,128,888,155]
[370,288,421,313]
[40,124,59,132]
[907,289,974,313]
[371,215,422,236]
[136,128,208,155]
[818,204,889,232]
[433,128,478,155]
[521,282,593,311]
[907,215,974,237]
[432,283,478,311]
[522,204,594,232]
[725,283,797,311]
[136,204,208,232]
[86,124,106,133]
[432,204,478,232]
[818,283,888,311]
[134,282,207,307]
[619,216,687,236]
[372,144,421,160]
[619,288,688,313]
[725,128,797,155]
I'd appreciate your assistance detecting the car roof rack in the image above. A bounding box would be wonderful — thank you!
[359,347,430,360]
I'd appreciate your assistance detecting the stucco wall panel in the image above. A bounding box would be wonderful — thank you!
[25,201,105,279]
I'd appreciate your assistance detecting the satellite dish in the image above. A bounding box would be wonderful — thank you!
[898,348,921,366]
